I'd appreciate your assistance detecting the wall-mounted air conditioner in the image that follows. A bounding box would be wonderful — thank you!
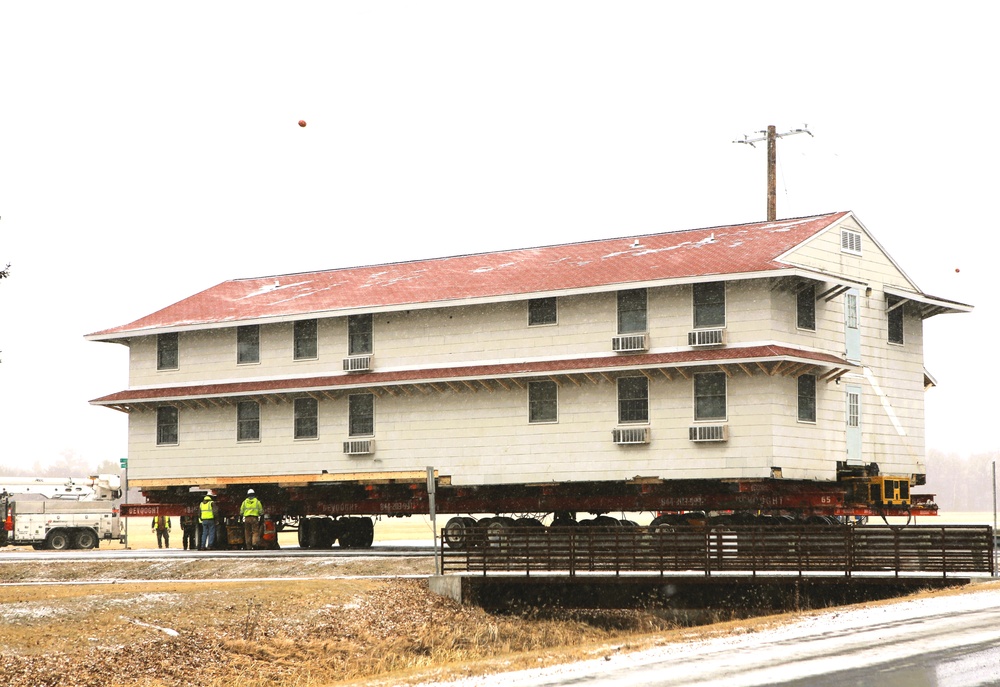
[612,427,650,445]
[688,329,726,347]
[343,355,372,373]
[689,425,728,442]
[612,333,648,353]
[343,439,375,455]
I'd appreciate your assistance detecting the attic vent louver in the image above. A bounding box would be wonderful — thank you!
[841,229,862,255]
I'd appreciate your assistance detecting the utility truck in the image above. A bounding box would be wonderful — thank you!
[0,475,123,550]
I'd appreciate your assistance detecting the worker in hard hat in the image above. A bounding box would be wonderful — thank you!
[240,489,264,550]
[151,514,171,549]
[198,494,218,550]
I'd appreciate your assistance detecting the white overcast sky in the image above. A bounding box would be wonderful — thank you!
[0,2,997,479]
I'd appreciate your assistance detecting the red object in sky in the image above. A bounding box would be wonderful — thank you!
[298,120,307,127]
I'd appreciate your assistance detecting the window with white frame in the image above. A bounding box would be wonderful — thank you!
[617,376,649,424]
[528,297,557,326]
[797,285,816,331]
[887,297,904,345]
[693,282,726,328]
[528,380,558,423]
[617,289,647,334]
[349,393,374,436]
[157,333,178,370]
[797,374,817,423]
[156,405,178,445]
[348,314,373,356]
[237,400,260,441]
[293,397,318,439]
[293,319,318,360]
[846,390,860,428]
[237,325,260,364]
[694,372,726,421]
[845,292,859,329]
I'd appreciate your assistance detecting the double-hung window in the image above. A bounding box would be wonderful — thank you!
[617,289,647,334]
[349,393,375,436]
[694,372,726,421]
[797,374,817,423]
[528,297,557,326]
[237,400,260,441]
[528,380,558,423]
[618,377,649,424]
[693,282,725,328]
[237,325,260,364]
[157,333,178,370]
[293,397,318,439]
[887,297,904,345]
[797,285,816,331]
[294,319,318,360]
[348,314,373,356]
[156,406,178,445]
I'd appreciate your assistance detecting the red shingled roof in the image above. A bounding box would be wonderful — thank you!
[90,345,852,406]
[88,212,850,339]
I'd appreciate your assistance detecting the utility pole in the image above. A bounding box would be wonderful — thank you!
[734,124,813,221]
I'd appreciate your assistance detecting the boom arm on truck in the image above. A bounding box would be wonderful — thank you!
[0,474,121,501]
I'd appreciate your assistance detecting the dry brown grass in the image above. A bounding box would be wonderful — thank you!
[3,551,998,687]
[0,575,686,687]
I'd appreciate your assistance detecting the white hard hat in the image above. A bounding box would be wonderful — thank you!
[247,489,255,495]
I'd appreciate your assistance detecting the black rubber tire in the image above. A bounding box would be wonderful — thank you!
[74,529,98,550]
[297,518,312,549]
[443,516,471,549]
[46,530,71,551]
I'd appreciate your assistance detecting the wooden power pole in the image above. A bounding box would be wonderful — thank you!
[735,124,813,221]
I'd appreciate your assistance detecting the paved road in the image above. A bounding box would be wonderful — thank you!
[430,586,1000,687]
[0,543,434,561]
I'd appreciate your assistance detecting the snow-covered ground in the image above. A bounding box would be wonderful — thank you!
[418,583,1000,687]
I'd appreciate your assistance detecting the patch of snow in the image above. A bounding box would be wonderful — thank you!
[238,280,314,299]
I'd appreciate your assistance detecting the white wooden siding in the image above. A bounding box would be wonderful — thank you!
[123,220,932,487]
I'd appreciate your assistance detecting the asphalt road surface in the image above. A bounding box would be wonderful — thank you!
[426,585,1000,687]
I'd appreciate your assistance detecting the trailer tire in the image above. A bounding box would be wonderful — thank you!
[46,530,71,551]
[339,517,373,549]
[297,518,312,549]
[443,516,472,549]
[74,529,98,550]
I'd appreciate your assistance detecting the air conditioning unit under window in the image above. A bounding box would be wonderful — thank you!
[343,355,372,373]
[612,333,648,353]
[612,427,650,445]
[343,439,374,455]
[688,329,726,347]
[689,425,728,442]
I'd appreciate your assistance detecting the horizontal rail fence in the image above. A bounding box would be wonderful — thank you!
[440,525,995,578]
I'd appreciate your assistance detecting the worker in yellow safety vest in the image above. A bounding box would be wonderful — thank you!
[240,489,264,550]
[198,494,218,550]
[150,515,171,549]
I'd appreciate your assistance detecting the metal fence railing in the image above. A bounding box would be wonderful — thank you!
[439,525,995,578]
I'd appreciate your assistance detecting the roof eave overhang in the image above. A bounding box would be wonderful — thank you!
[884,286,973,318]
[90,345,856,412]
